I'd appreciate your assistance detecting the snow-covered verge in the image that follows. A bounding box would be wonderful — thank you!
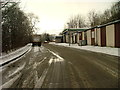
[49,42,120,57]
[0,44,32,66]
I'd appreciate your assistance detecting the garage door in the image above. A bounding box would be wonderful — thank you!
[115,23,120,48]
[101,27,106,46]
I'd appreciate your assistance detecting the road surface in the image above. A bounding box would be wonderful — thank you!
[1,44,119,88]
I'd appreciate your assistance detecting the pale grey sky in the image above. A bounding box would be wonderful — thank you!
[20,0,117,35]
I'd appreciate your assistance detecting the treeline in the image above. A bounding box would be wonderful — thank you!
[2,2,36,53]
[67,1,120,28]
[41,33,56,42]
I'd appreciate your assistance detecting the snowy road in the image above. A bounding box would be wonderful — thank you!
[1,44,119,88]
[49,42,120,57]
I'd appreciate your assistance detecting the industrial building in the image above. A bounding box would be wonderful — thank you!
[62,20,120,48]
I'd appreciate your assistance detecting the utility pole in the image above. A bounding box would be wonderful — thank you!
[67,23,70,46]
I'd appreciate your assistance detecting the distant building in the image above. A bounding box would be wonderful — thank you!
[49,34,56,42]
[55,36,63,43]
[62,28,87,45]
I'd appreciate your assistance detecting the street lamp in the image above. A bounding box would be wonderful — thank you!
[67,23,70,46]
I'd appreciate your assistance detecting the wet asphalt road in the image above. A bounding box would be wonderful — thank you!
[1,44,119,88]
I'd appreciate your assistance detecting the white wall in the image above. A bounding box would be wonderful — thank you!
[70,35,73,43]
[97,28,101,46]
[63,35,65,42]
[65,35,69,43]
[106,24,115,47]
[87,30,91,45]
[73,34,75,43]
[95,28,97,45]
[82,32,84,40]
[77,33,79,43]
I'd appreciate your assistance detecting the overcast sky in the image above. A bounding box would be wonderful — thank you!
[20,0,117,35]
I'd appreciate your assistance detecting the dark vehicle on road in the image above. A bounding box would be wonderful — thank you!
[32,34,41,46]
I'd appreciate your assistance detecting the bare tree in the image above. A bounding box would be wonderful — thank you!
[88,10,101,27]
[1,0,20,9]
[99,1,120,24]
[99,9,111,24]
[110,1,120,21]
[67,14,86,28]
[76,15,86,28]
[27,13,40,33]
[65,1,120,30]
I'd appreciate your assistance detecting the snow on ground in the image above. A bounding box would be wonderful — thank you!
[0,44,32,65]
[49,42,120,57]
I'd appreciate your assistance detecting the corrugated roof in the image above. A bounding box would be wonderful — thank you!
[85,19,120,31]
[85,26,97,31]
[62,19,120,33]
[63,28,88,33]
[97,19,120,28]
